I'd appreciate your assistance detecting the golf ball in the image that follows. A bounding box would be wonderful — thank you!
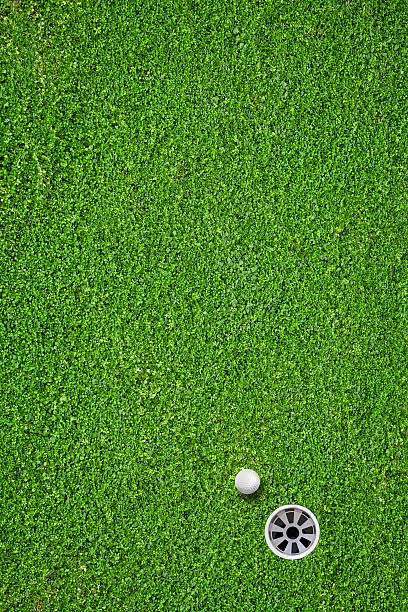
[235,469,260,495]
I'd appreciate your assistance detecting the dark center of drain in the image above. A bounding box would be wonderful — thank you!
[286,526,299,539]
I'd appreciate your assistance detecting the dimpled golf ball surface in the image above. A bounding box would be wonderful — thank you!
[235,469,260,494]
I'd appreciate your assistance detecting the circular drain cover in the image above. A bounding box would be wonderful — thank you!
[265,505,320,559]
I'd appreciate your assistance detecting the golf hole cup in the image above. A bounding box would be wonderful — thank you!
[264,505,320,559]
[235,469,260,495]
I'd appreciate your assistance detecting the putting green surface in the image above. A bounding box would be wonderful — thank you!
[2,0,408,609]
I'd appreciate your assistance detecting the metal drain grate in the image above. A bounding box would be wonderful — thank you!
[265,505,320,559]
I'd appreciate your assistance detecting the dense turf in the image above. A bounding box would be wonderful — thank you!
[2,0,408,609]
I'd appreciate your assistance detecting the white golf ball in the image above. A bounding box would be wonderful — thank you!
[235,469,260,495]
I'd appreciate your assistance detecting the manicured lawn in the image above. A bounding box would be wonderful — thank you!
[2,0,408,609]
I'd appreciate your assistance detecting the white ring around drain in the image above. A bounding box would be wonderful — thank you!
[265,504,320,559]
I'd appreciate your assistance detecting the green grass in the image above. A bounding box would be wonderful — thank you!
[2,0,408,609]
